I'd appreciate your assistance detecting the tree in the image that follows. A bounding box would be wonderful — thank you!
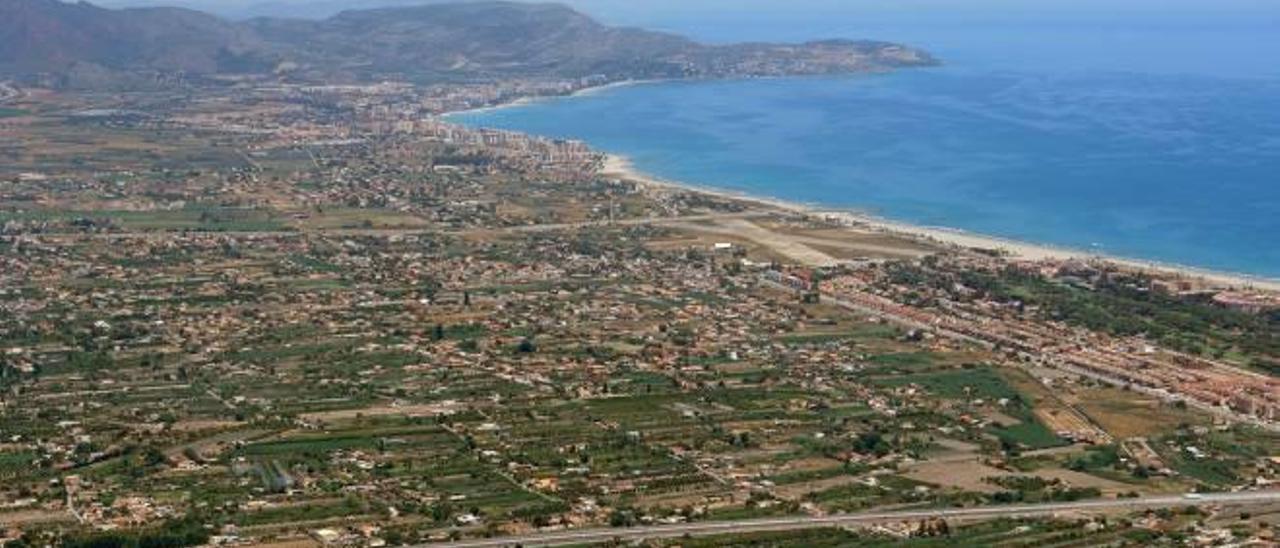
[517,338,536,354]
[609,508,638,527]
[62,516,209,548]
[430,502,454,523]
[853,430,889,456]
[142,446,167,467]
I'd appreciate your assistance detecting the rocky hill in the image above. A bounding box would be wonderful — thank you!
[0,0,937,88]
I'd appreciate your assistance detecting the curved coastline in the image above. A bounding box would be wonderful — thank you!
[444,79,662,118]
[444,85,1280,293]
[598,154,1280,291]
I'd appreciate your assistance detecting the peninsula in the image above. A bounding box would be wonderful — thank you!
[1,0,936,90]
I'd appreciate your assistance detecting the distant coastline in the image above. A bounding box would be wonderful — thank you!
[445,86,1280,293]
[443,79,660,118]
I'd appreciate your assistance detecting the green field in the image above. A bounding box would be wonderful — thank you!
[0,207,287,232]
[775,324,900,345]
[873,367,1019,400]
[805,474,934,512]
[873,367,1065,450]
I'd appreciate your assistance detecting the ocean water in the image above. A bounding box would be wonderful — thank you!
[448,15,1280,279]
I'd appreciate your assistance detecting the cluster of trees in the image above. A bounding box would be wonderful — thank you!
[49,517,209,548]
[988,486,1101,504]
[884,262,1278,368]
[913,518,952,537]
[852,429,893,457]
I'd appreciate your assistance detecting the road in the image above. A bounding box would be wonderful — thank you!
[435,491,1280,547]
[759,277,984,347]
[30,211,773,242]
[762,277,1280,433]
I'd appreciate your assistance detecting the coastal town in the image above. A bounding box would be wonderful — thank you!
[0,14,1277,541]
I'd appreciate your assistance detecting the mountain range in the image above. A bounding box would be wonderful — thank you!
[0,0,937,89]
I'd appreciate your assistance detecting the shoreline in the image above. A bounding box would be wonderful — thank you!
[442,79,659,119]
[600,154,1280,292]
[441,96,538,118]
[437,80,1280,293]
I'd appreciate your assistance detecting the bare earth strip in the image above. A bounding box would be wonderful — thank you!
[672,219,842,267]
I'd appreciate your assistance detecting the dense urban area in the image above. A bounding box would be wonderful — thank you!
[2,1,1280,547]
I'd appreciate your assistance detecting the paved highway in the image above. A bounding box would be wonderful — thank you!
[435,491,1280,547]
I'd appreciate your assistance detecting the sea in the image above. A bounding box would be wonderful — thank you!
[447,9,1280,279]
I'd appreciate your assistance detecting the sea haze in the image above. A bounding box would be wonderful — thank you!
[450,12,1280,279]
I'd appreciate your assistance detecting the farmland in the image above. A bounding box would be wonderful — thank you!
[1,79,1277,547]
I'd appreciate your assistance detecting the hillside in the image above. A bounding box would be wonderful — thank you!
[0,0,268,75]
[245,2,700,81]
[0,0,937,88]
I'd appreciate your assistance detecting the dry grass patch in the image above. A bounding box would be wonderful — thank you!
[1067,387,1208,439]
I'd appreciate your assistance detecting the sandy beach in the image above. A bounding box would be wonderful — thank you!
[601,154,1280,292]
[441,96,539,118]
[443,79,656,119]
[441,84,1280,293]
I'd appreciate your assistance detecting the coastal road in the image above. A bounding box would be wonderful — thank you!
[435,491,1280,547]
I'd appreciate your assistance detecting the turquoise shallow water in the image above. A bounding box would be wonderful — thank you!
[448,24,1280,278]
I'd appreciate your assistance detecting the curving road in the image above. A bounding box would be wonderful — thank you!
[434,491,1280,547]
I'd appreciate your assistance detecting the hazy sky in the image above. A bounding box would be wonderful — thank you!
[96,0,1280,21]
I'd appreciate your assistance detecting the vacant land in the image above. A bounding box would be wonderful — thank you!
[1067,387,1209,439]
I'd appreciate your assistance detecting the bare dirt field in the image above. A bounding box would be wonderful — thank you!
[903,459,1010,493]
[1066,387,1209,439]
